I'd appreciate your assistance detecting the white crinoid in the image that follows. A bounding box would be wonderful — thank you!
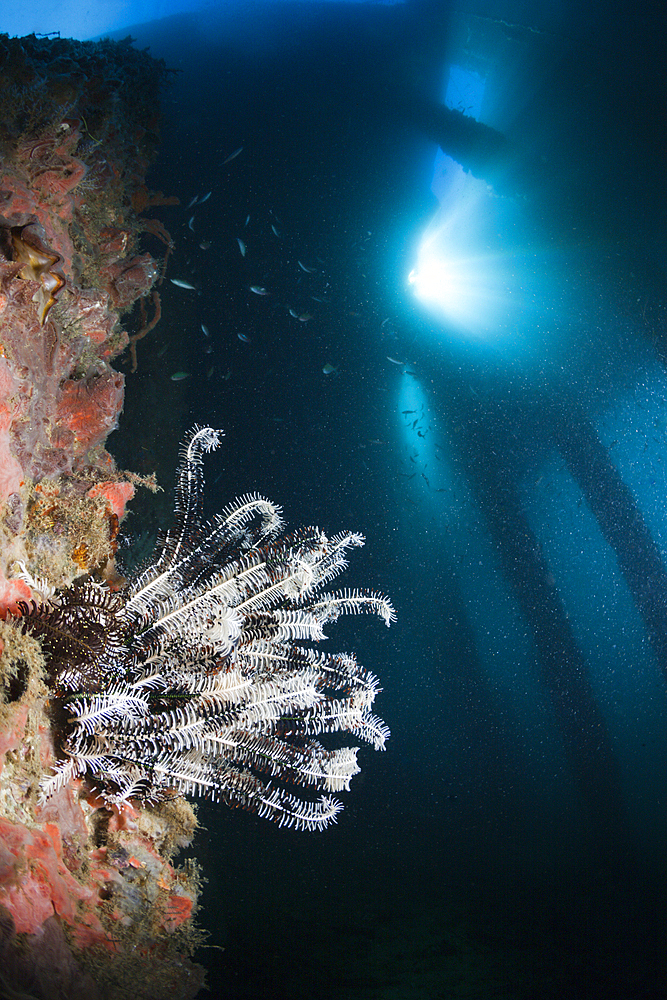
[26,427,394,831]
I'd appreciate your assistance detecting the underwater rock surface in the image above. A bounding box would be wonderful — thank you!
[0,32,174,613]
[0,33,205,999]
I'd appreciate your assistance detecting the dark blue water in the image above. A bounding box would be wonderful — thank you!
[111,4,667,997]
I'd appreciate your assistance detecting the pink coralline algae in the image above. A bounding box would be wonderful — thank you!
[0,33,205,999]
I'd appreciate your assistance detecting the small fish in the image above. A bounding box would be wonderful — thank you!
[237,238,246,256]
[170,278,197,290]
[288,308,299,318]
[199,240,212,251]
[222,146,243,165]
[381,317,390,328]
[188,215,195,231]
[402,409,416,415]
[322,363,337,375]
[237,333,251,343]
[171,371,189,381]
[249,285,268,295]
[186,195,198,209]
[387,356,404,365]
[199,191,212,203]
[271,224,281,237]
[245,214,250,226]
[298,261,316,273]
[298,313,313,323]
[201,324,210,337]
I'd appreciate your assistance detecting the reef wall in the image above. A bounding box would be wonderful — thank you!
[0,33,205,998]
[0,32,175,610]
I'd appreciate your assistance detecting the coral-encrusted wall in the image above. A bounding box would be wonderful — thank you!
[0,34,206,998]
[0,33,173,612]
[0,619,204,999]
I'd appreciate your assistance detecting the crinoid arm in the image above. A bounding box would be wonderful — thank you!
[309,588,398,627]
[29,427,394,830]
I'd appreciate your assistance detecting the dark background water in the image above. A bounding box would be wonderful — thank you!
[108,3,667,997]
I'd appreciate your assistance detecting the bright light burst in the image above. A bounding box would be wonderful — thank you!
[409,175,522,340]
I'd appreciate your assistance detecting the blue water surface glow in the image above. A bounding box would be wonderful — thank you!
[0,0,402,43]
[0,0,198,41]
[407,174,517,341]
[406,60,538,355]
[408,64,507,340]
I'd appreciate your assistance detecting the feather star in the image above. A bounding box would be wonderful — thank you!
[20,427,394,831]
